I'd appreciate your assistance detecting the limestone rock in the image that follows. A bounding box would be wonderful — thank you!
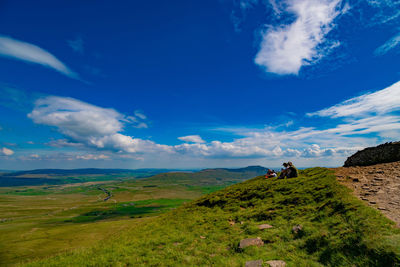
[258,224,273,230]
[245,260,263,267]
[239,237,264,249]
[266,260,286,267]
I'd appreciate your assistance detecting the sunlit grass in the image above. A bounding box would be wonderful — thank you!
[24,168,400,266]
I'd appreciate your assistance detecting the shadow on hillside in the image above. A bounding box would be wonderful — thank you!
[65,199,188,223]
[65,205,162,223]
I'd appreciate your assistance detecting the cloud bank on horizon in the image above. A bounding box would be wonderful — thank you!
[9,80,396,166]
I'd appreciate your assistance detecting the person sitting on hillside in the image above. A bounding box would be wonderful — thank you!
[278,163,289,179]
[286,161,298,178]
[265,169,277,178]
[278,162,299,179]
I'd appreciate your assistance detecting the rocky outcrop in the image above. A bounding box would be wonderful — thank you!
[335,161,400,227]
[344,142,400,167]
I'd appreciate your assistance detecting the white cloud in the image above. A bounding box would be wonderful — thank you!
[374,32,400,56]
[307,81,400,118]
[20,152,110,161]
[171,80,400,161]
[22,80,400,166]
[254,0,344,75]
[134,110,147,120]
[1,147,14,156]
[365,0,400,25]
[178,135,205,143]
[0,35,77,78]
[28,96,165,154]
[268,0,282,15]
[76,154,109,160]
[46,139,83,148]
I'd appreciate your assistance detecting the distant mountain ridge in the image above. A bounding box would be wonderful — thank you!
[6,168,176,176]
[0,166,268,187]
[201,165,268,173]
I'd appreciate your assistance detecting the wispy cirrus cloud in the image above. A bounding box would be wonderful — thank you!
[307,81,400,118]
[374,32,400,56]
[0,35,78,79]
[364,0,400,25]
[254,0,345,75]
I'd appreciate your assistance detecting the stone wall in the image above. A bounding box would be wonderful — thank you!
[344,142,400,167]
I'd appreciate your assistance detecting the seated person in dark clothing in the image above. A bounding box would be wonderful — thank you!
[278,163,289,179]
[279,162,298,179]
[286,161,298,178]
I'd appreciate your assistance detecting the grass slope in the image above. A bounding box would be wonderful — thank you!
[24,168,400,266]
[2,167,259,265]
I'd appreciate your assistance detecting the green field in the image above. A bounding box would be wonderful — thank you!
[0,167,266,266]
[18,168,400,266]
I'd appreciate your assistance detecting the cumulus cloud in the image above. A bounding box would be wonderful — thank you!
[307,81,400,118]
[1,147,14,156]
[24,80,400,165]
[28,96,165,154]
[173,128,365,160]
[0,35,77,78]
[171,80,400,160]
[254,0,344,75]
[178,135,205,143]
[375,32,400,56]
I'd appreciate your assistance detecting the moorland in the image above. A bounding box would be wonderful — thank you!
[0,166,267,265]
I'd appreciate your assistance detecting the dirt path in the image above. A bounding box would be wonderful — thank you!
[334,161,400,227]
[97,187,112,201]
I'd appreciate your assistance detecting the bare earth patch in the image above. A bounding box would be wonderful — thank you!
[334,161,400,227]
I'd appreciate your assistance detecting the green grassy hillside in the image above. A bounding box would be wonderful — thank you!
[24,168,400,266]
[0,166,267,265]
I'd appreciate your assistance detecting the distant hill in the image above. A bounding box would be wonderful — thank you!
[143,165,268,186]
[0,168,177,187]
[6,168,175,176]
[0,166,268,187]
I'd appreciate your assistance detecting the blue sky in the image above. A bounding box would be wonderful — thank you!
[0,0,400,169]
